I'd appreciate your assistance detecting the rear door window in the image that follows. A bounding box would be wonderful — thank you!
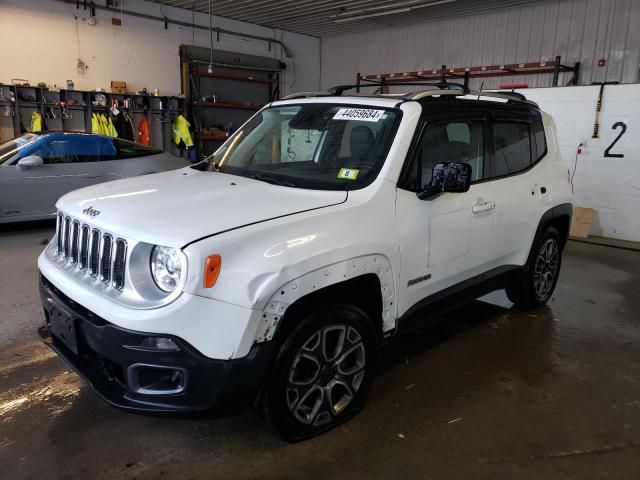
[485,109,546,180]
[490,121,531,177]
[531,113,547,161]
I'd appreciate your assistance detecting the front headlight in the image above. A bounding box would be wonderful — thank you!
[150,246,183,292]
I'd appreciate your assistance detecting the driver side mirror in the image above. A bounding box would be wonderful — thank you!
[17,155,44,169]
[417,162,472,200]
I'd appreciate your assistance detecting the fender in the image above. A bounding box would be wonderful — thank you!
[532,203,573,250]
[514,203,572,272]
[253,254,397,344]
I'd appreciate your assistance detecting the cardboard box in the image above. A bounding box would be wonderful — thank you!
[570,207,595,238]
[110,81,127,94]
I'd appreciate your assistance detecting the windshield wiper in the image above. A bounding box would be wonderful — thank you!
[251,173,297,188]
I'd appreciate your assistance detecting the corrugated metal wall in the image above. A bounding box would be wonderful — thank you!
[321,0,640,90]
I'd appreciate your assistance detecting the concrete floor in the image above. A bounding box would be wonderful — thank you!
[1,222,639,480]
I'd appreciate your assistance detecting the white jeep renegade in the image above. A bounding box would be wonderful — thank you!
[38,84,573,441]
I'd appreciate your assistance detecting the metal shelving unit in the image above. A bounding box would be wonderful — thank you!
[0,84,187,157]
[356,56,581,92]
[180,46,283,159]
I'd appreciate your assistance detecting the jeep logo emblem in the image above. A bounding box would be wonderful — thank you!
[82,206,101,218]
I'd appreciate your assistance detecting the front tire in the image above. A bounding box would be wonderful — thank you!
[258,304,377,442]
[506,226,563,309]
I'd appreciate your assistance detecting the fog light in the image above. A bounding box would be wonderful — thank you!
[141,337,180,351]
[127,364,187,395]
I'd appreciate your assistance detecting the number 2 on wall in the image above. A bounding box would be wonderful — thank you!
[604,122,626,158]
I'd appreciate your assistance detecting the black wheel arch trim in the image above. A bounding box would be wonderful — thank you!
[532,203,573,250]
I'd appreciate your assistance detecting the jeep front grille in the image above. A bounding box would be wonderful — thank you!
[112,239,127,291]
[54,211,128,291]
[70,220,80,265]
[100,234,113,285]
[79,225,90,270]
[63,216,71,259]
[89,229,100,277]
[56,213,64,254]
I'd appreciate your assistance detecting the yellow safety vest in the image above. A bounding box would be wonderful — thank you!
[91,113,100,134]
[31,112,42,132]
[107,116,118,137]
[97,114,117,137]
[172,115,193,147]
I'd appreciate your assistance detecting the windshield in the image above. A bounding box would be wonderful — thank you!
[0,133,161,165]
[0,134,38,165]
[198,103,401,190]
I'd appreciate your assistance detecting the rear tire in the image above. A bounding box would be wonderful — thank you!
[258,304,377,442]
[506,226,563,309]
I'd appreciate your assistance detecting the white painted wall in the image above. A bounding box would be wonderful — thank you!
[519,84,640,242]
[0,0,320,96]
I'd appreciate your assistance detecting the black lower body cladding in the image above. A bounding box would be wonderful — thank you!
[38,274,274,415]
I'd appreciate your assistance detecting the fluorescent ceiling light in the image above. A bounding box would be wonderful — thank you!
[333,0,456,23]
[331,0,451,17]
[334,7,412,22]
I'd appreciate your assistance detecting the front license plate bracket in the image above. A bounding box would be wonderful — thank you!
[48,304,80,355]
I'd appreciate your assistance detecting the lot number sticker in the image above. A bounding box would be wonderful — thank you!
[337,168,359,180]
[333,108,384,122]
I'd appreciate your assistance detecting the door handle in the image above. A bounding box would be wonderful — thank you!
[472,201,496,213]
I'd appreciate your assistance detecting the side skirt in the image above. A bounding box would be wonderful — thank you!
[394,265,521,336]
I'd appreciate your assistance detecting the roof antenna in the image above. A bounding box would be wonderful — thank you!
[477,81,484,100]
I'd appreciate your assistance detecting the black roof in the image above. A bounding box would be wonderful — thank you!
[414,95,540,113]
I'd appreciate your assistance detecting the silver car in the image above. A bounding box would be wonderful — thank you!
[0,132,190,223]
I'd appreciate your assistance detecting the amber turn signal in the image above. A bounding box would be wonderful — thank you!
[204,255,221,288]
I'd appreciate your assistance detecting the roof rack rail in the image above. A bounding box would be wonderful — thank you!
[278,85,538,108]
[493,90,528,101]
[328,81,470,96]
[281,91,333,100]
[468,90,539,107]
[409,88,538,107]
[404,84,469,100]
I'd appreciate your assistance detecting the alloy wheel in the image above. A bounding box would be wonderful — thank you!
[533,238,559,299]
[286,324,366,426]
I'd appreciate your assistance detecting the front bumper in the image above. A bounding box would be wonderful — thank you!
[39,274,274,414]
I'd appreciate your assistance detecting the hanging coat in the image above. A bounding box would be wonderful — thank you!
[98,114,109,136]
[107,115,118,137]
[91,113,100,134]
[31,112,43,132]
[113,112,135,141]
[137,117,150,145]
[124,112,135,141]
[98,114,117,137]
[171,115,194,148]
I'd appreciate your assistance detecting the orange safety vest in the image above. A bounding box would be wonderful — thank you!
[138,117,150,145]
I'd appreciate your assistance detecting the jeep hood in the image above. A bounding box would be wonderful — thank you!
[57,168,347,248]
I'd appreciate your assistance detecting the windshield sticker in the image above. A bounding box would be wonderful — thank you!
[337,168,359,180]
[333,108,384,122]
